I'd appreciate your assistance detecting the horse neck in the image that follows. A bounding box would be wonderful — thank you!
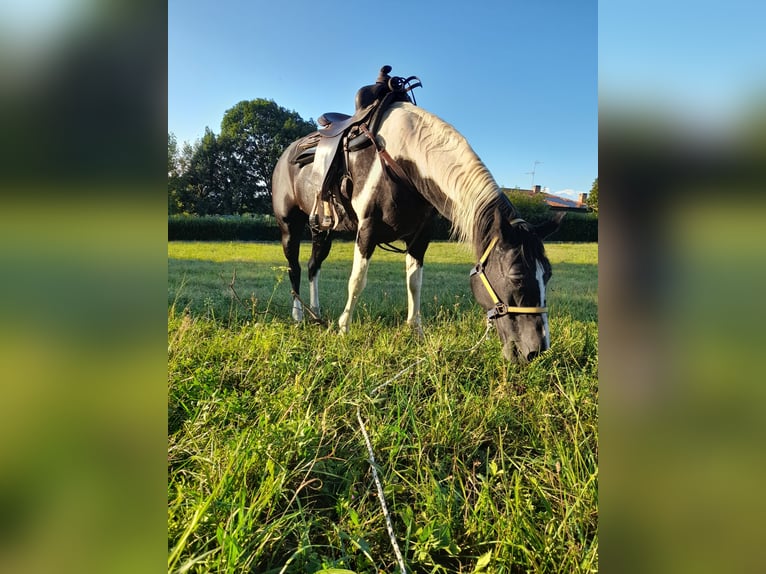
[384,104,513,257]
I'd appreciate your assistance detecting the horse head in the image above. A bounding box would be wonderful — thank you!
[470,213,564,363]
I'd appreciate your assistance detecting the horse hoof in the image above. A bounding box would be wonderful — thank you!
[409,323,424,339]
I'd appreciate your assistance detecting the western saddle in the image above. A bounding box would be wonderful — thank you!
[291,65,421,230]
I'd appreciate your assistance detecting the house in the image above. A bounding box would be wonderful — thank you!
[502,185,591,213]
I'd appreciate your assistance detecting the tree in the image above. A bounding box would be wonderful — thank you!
[167,99,315,215]
[168,132,178,175]
[168,132,183,214]
[170,140,197,214]
[219,99,315,213]
[185,127,229,215]
[586,178,598,213]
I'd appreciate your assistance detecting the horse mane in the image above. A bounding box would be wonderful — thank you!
[386,103,520,257]
[475,194,548,271]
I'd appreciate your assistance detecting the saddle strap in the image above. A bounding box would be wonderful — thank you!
[358,123,412,187]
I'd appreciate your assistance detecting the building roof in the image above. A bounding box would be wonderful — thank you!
[502,187,591,212]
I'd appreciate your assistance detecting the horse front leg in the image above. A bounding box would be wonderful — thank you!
[338,225,375,334]
[405,253,424,337]
[405,223,431,337]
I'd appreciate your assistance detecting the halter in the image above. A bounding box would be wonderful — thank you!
[469,219,548,320]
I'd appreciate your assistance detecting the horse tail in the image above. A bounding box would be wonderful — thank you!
[271,142,299,220]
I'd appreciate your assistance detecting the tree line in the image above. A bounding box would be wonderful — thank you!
[168,98,599,217]
[168,99,315,215]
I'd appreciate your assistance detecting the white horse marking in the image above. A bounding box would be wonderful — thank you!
[338,244,370,333]
[405,253,424,334]
[309,270,320,314]
[292,297,304,322]
[349,153,385,217]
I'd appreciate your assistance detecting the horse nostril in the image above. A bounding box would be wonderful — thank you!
[526,350,539,362]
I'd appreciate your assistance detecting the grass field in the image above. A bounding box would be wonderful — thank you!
[168,241,598,573]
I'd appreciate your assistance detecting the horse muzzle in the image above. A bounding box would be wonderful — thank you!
[502,340,544,363]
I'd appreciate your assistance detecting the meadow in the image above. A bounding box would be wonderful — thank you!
[168,241,598,573]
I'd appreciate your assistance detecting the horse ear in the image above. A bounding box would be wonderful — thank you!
[534,211,566,239]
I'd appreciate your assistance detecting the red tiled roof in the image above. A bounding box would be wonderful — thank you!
[503,188,590,211]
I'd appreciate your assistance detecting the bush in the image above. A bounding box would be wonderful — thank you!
[504,190,552,224]
[168,210,597,242]
[549,211,598,242]
[168,214,282,241]
[503,191,598,242]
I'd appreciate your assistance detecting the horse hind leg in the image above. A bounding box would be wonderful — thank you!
[279,212,307,322]
[307,231,333,319]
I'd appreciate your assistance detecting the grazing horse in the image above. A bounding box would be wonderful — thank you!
[272,101,562,362]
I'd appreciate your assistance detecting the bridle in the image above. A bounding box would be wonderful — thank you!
[470,219,548,320]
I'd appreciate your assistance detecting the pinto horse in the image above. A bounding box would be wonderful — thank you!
[272,101,562,362]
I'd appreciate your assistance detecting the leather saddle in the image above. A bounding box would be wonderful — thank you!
[291,65,421,230]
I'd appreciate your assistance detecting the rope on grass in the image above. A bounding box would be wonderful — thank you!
[356,406,408,574]
[354,319,493,572]
[369,357,426,398]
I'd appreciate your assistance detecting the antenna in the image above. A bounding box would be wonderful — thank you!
[525,160,543,190]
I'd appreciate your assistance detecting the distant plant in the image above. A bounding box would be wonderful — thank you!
[503,188,551,223]
[586,177,598,213]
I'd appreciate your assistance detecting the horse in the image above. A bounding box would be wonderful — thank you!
[272,100,562,362]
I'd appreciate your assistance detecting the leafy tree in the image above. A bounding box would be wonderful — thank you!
[167,100,315,215]
[168,132,178,175]
[169,140,197,214]
[168,132,183,214]
[184,127,229,215]
[587,177,598,213]
[219,99,315,213]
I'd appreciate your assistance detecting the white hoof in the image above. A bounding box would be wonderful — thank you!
[338,312,351,334]
[291,300,304,322]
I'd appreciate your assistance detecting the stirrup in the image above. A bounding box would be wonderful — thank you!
[321,200,337,230]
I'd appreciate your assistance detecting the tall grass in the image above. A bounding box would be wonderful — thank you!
[168,241,597,573]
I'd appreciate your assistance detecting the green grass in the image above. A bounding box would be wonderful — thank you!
[168,241,597,573]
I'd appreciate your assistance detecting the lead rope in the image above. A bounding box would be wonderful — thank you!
[354,318,493,572]
[356,407,408,574]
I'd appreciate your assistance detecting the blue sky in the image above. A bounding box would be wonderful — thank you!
[599,0,766,126]
[168,0,597,199]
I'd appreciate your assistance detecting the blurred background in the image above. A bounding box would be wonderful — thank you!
[0,0,165,572]
[0,0,764,572]
[599,1,766,572]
